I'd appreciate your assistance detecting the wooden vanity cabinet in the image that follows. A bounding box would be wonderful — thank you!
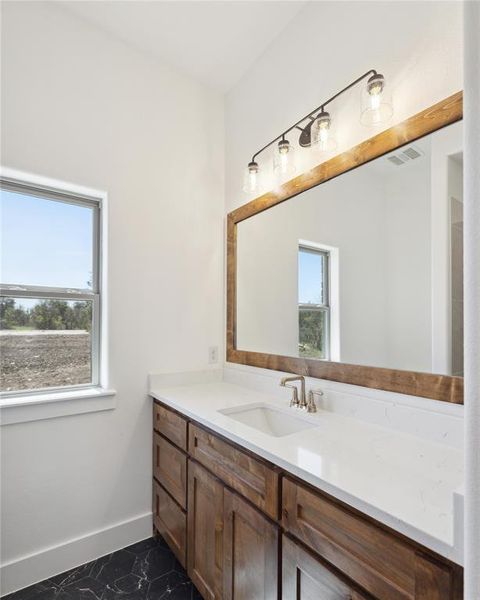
[153,402,187,451]
[152,400,463,600]
[187,460,224,600]
[282,535,371,600]
[282,476,413,599]
[223,488,279,600]
[152,405,189,568]
[187,459,279,600]
[153,431,187,509]
[189,423,280,520]
[282,477,462,600]
[153,479,186,567]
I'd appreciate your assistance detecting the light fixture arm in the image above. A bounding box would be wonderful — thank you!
[250,69,378,162]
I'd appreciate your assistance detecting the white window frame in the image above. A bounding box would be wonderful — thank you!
[0,167,114,423]
[298,240,340,362]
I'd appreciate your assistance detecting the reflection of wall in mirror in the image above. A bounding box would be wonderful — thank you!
[431,121,463,376]
[449,157,463,377]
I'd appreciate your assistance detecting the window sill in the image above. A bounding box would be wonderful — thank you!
[0,387,116,425]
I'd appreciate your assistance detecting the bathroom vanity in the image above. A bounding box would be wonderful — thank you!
[150,379,463,600]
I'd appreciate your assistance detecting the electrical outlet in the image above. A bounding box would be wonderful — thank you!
[208,345,219,364]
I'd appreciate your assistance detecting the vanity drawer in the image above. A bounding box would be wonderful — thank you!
[282,477,416,600]
[188,424,280,520]
[153,401,187,451]
[153,432,187,509]
[153,479,186,567]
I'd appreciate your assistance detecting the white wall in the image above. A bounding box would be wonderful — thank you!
[0,2,224,593]
[226,1,463,212]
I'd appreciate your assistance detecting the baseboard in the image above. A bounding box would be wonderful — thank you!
[0,512,153,596]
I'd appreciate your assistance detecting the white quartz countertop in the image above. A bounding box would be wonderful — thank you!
[150,381,463,564]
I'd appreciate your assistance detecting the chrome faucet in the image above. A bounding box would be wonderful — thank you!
[280,375,306,409]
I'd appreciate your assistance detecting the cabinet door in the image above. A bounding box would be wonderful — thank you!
[282,535,369,600]
[223,489,279,600]
[187,460,224,600]
[153,479,186,568]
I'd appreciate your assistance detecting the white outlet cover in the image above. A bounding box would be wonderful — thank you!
[208,346,219,364]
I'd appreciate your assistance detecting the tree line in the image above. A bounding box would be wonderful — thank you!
[0,298,92,331]
[298,309,326,358]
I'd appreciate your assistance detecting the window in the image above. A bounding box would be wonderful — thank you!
[298,245,330,359]
[0,177,102,395]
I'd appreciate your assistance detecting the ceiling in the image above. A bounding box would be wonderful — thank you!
[60,1,307,92]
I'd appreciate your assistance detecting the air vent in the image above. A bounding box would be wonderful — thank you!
[402,147,422,160]
[387,155,405,166]
[386,145,424,166]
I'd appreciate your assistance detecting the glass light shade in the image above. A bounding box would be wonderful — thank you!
[243,161,261,195]
[360,73,393,126]
[273,138,296,183]
[311,111,338,154]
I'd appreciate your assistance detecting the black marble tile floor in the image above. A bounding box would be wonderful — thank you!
[3,537,202,600]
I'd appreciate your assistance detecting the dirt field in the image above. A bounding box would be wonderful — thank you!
[0,331,91,391]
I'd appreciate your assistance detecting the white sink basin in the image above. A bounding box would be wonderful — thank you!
[218,402,318,437]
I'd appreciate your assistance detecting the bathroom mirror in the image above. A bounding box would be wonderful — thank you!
[227,93,463,403]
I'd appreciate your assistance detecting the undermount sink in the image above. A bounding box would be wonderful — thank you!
[218,402,318,437]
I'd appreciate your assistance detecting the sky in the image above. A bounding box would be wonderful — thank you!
[1,190,93,308]
[298,248,325,305]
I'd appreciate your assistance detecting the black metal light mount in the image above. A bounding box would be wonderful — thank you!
[247,68,387,170]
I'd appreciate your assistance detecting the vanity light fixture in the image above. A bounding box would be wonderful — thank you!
[243,69,393,194]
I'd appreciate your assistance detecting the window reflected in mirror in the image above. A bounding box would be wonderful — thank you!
[298,246,330,360]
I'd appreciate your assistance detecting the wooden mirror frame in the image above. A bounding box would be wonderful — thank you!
[227,92,464,404]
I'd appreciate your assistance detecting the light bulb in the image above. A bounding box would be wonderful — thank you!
[369,92,381,111]
[243,161,260,194]
[360,72,393,126]
[367,75,384,96]
[273,137,296,183]
[367,73,384,113]
[311,110,337,154]
[276,139,292,174]
[311,111,331,151]
[278,139,290,172]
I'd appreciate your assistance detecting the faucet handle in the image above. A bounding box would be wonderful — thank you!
[280,380,300,407]
[306,389,323,413]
